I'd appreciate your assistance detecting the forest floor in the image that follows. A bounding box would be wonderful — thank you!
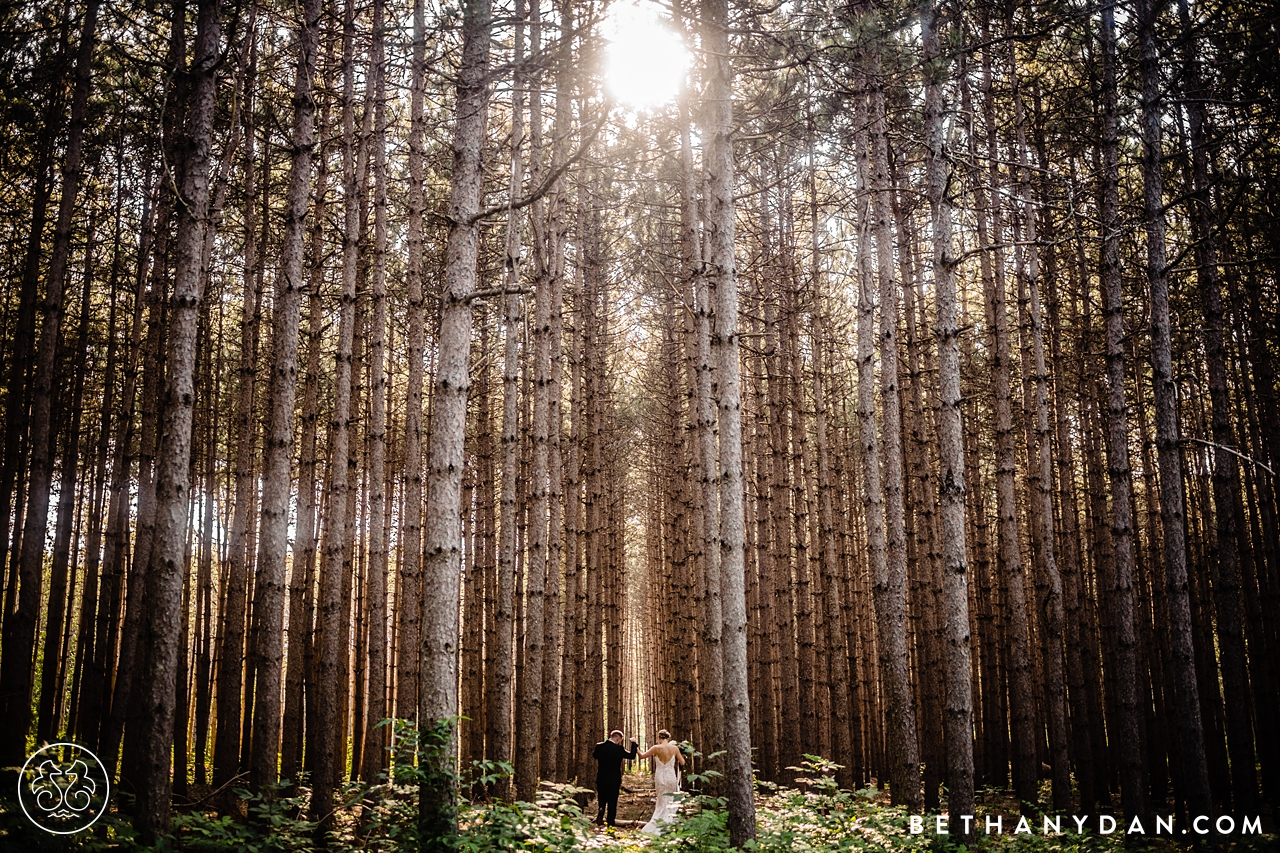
[587,773,665,831]
[3,760,1276,851]
[571,769,1278,853]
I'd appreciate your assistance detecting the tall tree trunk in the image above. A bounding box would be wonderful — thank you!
[84,169,155,752]
[518,0,551,795]
[194,299,219,787]
[867,31,922,808]
[852,79,892,803]
[173,494,195,798]
[36,206,97,744]
[489,5,523,795]
[1176,0,1256,812]
[701,0,756,840]
[71,166,124,745]
[559,166,585,780]
[575,171,600,789]
[313,0,362,824]
[1044,159,1096,808]
[475,314,498,774]
[282,76,332,784]
[1007,40,1070,811]
[811,166,853,788]
[103,169,170,780]
[921,0,975,831]
[361,0,390,781]
[585,236,605,747]
[118,0,194,785]
[539,0,568,775]
[975,32,1037,809]
[248,0,319,792]
[895,167,946,810]
[135,0,220,838]
[750,326,780,782]
[213,50,261,795]
[419,0,490,841]
[1136,0,1212,815]
[682,79,725,771]
[0,19,71,646]
[397,0,427,731]
[0,0,100,766]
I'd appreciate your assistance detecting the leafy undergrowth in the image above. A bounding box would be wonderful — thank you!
[2,754,1275,852]
[586,757,1277,853]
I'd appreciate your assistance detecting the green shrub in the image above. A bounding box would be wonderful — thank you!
[170,785,316,853]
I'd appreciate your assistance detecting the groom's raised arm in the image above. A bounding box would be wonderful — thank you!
[625,739,638,760]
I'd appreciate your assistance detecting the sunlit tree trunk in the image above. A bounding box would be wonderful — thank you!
[361,0,390,780]
[701,0,755,839]
[539,18,568,777]
[313,0,362,824]
[488,5,522,794]
[852,78,891,799]
[247,0,319,792]
[518,0,550,795]
[397,0,427,728]
[681,79,725,770]
[282,77,331,785]
[921,0,975,831]
[419,0,491,841]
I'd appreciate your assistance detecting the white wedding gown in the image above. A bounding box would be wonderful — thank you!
[640,752,681,835]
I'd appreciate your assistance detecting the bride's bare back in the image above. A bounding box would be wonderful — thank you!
[642,742,682,764]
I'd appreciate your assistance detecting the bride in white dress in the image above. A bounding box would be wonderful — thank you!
[639,729,685,835]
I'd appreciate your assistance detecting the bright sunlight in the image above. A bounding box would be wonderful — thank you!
[604,1,690,108]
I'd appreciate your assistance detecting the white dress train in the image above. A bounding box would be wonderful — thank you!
[640,752,681,835]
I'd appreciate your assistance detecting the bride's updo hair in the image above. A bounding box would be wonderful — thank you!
[658,729,671,740]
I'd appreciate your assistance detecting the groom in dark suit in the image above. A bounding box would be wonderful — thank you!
[592,729,637,826]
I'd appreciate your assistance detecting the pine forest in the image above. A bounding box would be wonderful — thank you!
[0,0,1277,849]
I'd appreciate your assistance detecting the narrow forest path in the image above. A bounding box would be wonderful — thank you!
[582,771,660,848]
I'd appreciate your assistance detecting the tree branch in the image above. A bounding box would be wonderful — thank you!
[1182,438,1275,477]
[464,285,532,302]
[466,110,609,225]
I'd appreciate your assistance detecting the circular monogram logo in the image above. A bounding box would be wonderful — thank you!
[18,742,111,834]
